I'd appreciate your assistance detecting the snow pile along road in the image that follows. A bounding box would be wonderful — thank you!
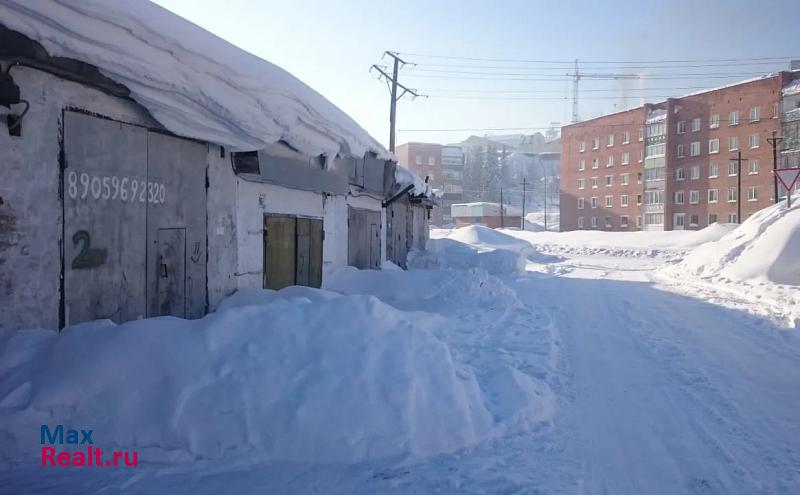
[676,202,800,285]
[0,292,500,464]
[0,258,559,466]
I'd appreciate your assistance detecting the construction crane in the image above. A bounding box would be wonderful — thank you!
[568,59,640,123]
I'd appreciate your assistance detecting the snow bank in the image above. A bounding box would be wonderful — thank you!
[0,0,386,158]
[676,202,800,285]
[428,222,734,259]
[0,293,499,463]
[410,238,526,274]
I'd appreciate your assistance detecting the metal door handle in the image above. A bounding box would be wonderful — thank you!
[161,263,168,278]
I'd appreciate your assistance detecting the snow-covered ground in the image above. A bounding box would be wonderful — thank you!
[1,204,799,494]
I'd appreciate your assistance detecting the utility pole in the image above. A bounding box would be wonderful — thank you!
[370,52,425,152]
[521,176,528,230]
[730,151,748,224]
[543,175,548,231]
[500,187,505,228]
[766,131,783,204]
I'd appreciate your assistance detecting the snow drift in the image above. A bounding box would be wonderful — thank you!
[0,0,386,158]
[676,202,800,286]
[0,293,500,463]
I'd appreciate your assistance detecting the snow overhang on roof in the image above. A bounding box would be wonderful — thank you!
[783,79,800,97]
[0,0,388,159]
[394,164,435,200]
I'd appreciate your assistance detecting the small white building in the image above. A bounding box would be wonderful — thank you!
[0,1,406,330]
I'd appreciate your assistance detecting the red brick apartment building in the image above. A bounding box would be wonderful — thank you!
[560,71,800,231]
[395,142,444,224]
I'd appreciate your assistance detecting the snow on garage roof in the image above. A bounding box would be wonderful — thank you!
[0,0,388,158]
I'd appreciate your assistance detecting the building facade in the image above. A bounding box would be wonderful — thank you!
[0,14,429,331]
[560,107,647,231]
[560,71,800,232]
[440,145,464,225]
[450,202,522,229]
[395,142,444,225]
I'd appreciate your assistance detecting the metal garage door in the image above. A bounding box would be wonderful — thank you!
[347,207,381,270]
[263,214,323,290]
[62,111,206,326]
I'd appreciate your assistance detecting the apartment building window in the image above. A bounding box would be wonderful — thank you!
[674,213,685,228]
[690,141,701,156]
[638,127,644,141]
[690,190,700,204]
[728,161,738,176]
[591,217,598,228]
[709,139,720,154]
[578,197,585,209]
[773,102,779,119]
[749,106,760,122]
[729,110,739,125]
[592,158,600,169]
[645,213,664,225]
[677,144,685,157]
[591,176,598,188]
[748,134,759,149]
[639,150,644,162]
[578,217,584,228]
[415,156,422,165]
[606,175,613,187]
[710,114,720,128]
[428,156,435,166]
[607,155,614,167]
[748,186,758,201]
[708,189,719,203]
[709,213,718,224]
[636,215,643,228]
[605,195,613,207]
[622,131,630,144]
[645,167,665,181]
[645,190,664,205]
[690,214,699,227]
[579,141,586,152]
[637,194,643,205]
[727,213,738,223]
[729,136,739,151]
[692,118,701,132]
[578,178,585,190]
[620,194,629,207]
[709,162,719,178]
[607,134,614,147]
[674,190,685,204]
[748,160,759,175]
[675,167,685,180]
[605,217,612,229]
[591,197,598,208]
[622,152,630,165]
[727,187,737,202]
[578,159,585,171]
[646,143,666,157]
[637,172,643,184]
[677,120,687,134]
[593,137,600,150]
[691,165,700,179]
[621,216,629,227]
[620,173,630,185]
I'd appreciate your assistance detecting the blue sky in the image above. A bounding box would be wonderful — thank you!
[152,0,799,147]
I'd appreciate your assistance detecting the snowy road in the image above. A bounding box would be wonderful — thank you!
[513,263,800,495]
[2,249,799,495]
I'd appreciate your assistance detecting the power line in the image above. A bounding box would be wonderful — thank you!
[395,52,800,64]
[424,86,711,94]
[405,68,775,77]
[409,60,792,70]
[404,71,770,80]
